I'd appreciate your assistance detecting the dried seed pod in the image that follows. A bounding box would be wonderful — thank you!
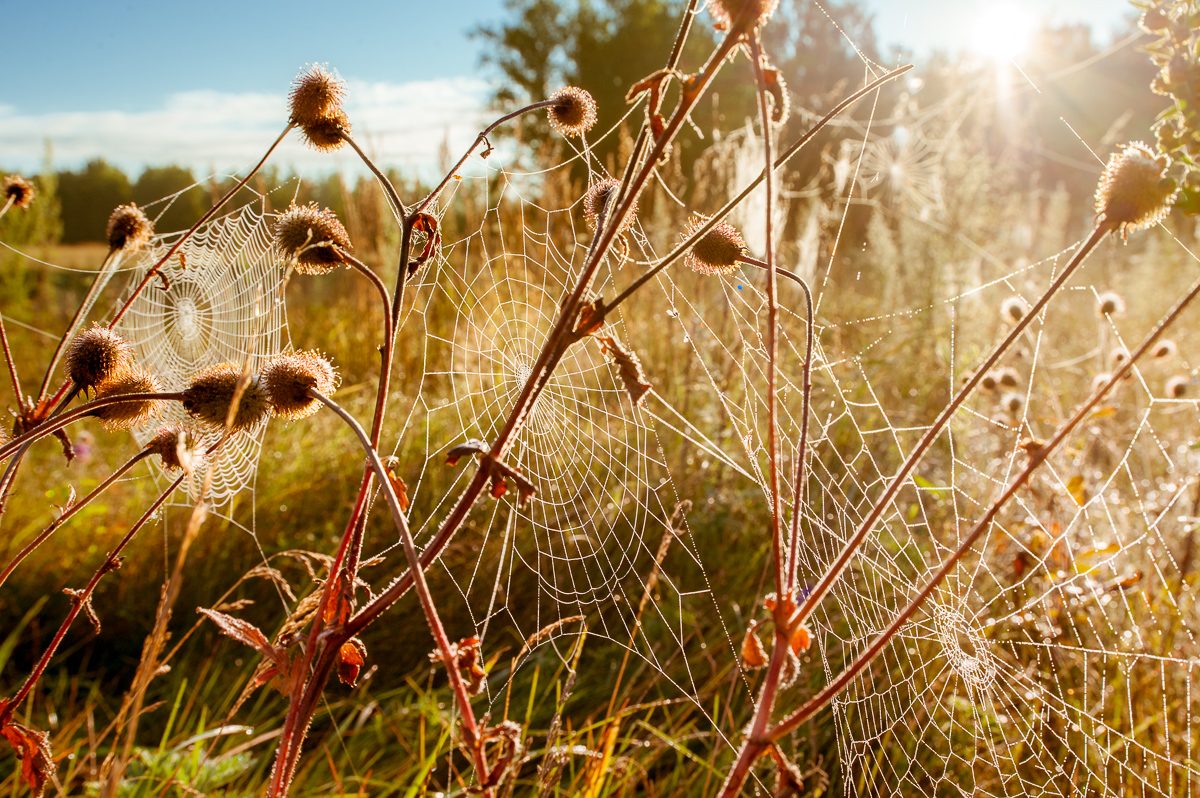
[582,179,636,231]
[65,325,133,394]
[1166,375,1190,398]
[547,86,598,137]
[261,351,340,420]
[1094,142,1177,236]
[289,64,346,129]
[91,367,162,430]
[1000,392,1024,417]
[1000,296,1028,323]
[3,175,35,210]
[298,109,350,152]
[182,363,272,432]
[709,0,779,31]
[1097,291,1125,316]
[106,204,153,252]
[274,203,352,274]
[145,426,196,472]
[683,217,746,276]
[1153,339,1177,360]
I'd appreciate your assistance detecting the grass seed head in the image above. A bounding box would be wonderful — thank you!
[547,87,598,137]
[289,64,346,128]
[275,203,352,274]
[106,204,153,252]
[709,0,779,31]
[1095,142,1177,235]
[683,218,746,276]
[1097,291,1125,316]
[92,367,162,430]
[261,351,340,420]
[3,175,35,210]
[182,363,273,432]
[1000,296,1028,323]
[65,325,133,394]
[1166,374,1190,398]
[1153,339,1178,360]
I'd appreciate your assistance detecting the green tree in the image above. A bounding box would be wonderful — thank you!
[57,159,132,243]
[132,165,208,234]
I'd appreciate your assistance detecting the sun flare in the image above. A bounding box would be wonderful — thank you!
[970,1,1037,61]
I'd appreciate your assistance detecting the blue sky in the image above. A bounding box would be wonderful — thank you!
[3,0,1137,176]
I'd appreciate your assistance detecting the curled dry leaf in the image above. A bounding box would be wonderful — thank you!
[741,626,768,669]
[337,638,368,686]
[197,608,287,669]
[446,439,489,467]
[598,336,652,406]
[430,635,489,696]
[381,456,411,512]
[1,721,54,797]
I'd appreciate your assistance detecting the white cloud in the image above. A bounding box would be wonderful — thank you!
[0,77,492,180]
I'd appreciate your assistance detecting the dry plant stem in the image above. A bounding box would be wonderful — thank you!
[740,258,814,592]
[749,33,784,594]
[0,450,151,588]
[603,65,913,316]
[0,392,186,461]
[789,221,1113,631]
[0,314,22,402]
[0,472,186,726]
[0,196,13,220]
[35,248,121,402]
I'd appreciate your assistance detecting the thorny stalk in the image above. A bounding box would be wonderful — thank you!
[0,314,21,403]
[0,392,187,462]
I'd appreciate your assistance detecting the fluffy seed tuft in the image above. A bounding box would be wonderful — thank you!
[261,351,340,420]
[65,325,133,394]
[1166,375,1190,399]
[92,367,163,431]
[1097,291,1125,316]
[106,204,153,252]
[275,203,353,274]
[683,217,746,276]
[547,87,598,137]
[289,64,347,128]
[1095,142,1177,236]
[3,175,35,210]
[182,363,273,432]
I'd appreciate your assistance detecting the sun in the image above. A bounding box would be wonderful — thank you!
[970,1,1037,62]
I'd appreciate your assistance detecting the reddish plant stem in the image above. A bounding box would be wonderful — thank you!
[0,313,22,403]
[0,450,152,589]
[0,392,187,462]
[0,471,186,726]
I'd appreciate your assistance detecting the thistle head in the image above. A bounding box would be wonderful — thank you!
[582,179,636,231]
[299,110,350,152]
[547,87,598,137]
[1094,142,1177,236]
[1153,339,1177,360]
[1000,296,1029,323]
[65,325,133,394]
[182,363,273,432]
[146,426,198,472]
[1097,291,1125,316]
[1091,372,1114,395]
[289,64,347,128]
[261,351,340,420]
[709,0,779,32]
[275,203,353,274]
[106,204,153,252]
[92,367,163,431]
[682,217,746,276]
[1166,374,1190,398]
[3,175,35,210]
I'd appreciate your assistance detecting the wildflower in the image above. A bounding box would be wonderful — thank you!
[91,367,162,430]
[289,64,346,129]
[261,351,340,420]
[582,179,636,231]
[1166,375,1190,398]
[65,325,133,394]
[1153,339,1177,360]
[682,217,746,276]
[106,204,153,252]
[3,175,35,210]
[182,363,272,432]
[1094,142,1177,237]
[709,0,779,31]
[274,203,352,274]
[1097,291,1125,316]
[1000,296,1028,323]
[547,87,597,137]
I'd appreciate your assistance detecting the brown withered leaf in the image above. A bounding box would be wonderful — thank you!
[741,626,768,669]
[1,722,54,797]
[446,439,489,467]
[598,336,652,406]
[789,623,811,654]
[573,295,607,339]
[52,428,74,464]
[429,636,489,696]
[320,571,354,627]
[489,476,508,500]
[762,66,789,124]
[337,638,368,686]
[197,608,286,668]
[380,456,410,512]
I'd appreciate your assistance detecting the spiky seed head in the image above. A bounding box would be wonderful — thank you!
[106,204,153,252]
[299,109,350,152]
[683,218,746,276]
[709,0,779,31]
[3,175,35,210]
[1166,375,1190,398]
[996,367,1021,388]
[1095,142,1177,235]
[91,367,162,430]
[582,179,636,231]
[146,426,197,472]
[182,363,273,432]
[1140,8,1171,33]
[65,325,133,394]
[289,64,346,128]
[261,351,340,420]
[1001,391,1024,416]
[274,202,353,274]
[547,87,598,137]
[1110,347,1130,368]
[1000,296,1028,323]
[1097,291,1125,316]
[1153,339,1177,360]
